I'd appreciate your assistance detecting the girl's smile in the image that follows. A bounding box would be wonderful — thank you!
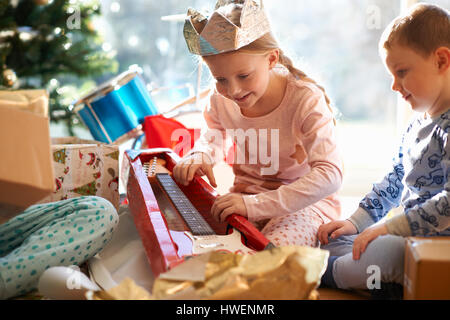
[234,92,251,103]
[203,50,286,117]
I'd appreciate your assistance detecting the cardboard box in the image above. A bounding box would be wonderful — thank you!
[36,137,120,210]
[404,237,450,300]
[0,89,49,116]
[0,105,55,221]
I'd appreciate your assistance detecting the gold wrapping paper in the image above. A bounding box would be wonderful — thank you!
[89,278,153,300]
[91,246,329,300]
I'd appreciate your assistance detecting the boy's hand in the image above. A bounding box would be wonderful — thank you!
[318,220,357,245]
[173,152,217,188]
[352,223,388,260]
[211,193,247,222]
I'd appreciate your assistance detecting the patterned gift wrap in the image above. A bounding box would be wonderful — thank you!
[37,137,120,210]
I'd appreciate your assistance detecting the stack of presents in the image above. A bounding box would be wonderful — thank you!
[1,67,449,300]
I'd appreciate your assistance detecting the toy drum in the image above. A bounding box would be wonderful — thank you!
[73,67,159,144]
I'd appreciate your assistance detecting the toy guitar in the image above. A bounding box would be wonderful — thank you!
[124,149,273,277]
[147,157,256,256]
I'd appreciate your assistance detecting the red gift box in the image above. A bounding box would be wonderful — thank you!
[143,114,201,157]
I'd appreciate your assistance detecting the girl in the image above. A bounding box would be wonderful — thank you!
[0,196,118,299]
[173,0,343,247]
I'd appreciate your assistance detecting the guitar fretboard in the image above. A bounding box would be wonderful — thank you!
[156,173,215,236]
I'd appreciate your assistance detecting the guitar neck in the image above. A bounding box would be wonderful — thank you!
[155,173,215,236]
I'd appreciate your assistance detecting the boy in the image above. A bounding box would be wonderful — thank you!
[318,3,450,299]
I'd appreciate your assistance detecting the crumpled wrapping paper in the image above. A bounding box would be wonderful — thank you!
[90,246,329,300]
[89,277,153,300]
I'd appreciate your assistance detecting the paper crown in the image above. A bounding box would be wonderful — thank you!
[183,0,271,56]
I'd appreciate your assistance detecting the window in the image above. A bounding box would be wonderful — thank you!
[419,0,449,8]
[97,0,213,107]
[262,0,401,202]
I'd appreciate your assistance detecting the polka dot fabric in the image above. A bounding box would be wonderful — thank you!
[0,196,118,299]
[261,206,330,247]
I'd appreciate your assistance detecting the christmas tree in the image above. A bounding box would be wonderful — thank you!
[0,0,118,135]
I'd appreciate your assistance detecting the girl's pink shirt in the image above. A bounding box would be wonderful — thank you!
[191,72,343,222]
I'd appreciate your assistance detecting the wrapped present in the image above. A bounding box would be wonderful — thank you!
[37,137,120,209]
[0,89,48,116]
[404,237,450,300]
[0,90,54,224]
[143,114,201,157]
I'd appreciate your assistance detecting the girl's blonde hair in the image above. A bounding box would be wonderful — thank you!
[239,33,332,108]
[380,3,450,57]
[213,2,333,112]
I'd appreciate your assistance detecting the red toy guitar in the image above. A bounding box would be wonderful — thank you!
[124,148,273,277]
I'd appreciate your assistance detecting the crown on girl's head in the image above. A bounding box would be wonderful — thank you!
[183,0,271,56]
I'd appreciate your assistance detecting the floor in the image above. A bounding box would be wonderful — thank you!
[318,288,370,300]
[14,288,370,300]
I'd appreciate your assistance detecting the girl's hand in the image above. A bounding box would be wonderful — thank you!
[211,193,247,222]
[173,152,217,188]
[318,220,357,245]
[352,223,388,260]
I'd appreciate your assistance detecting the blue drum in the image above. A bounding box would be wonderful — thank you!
[73,66,159,144]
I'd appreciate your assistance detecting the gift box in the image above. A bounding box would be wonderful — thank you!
[37,137,120,210]
[0,90,54,224]
[0,89,49,116]
[403,237,450,300]
[143,114,201,157]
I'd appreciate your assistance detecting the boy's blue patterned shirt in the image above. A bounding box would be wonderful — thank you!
[359,109,450,236]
